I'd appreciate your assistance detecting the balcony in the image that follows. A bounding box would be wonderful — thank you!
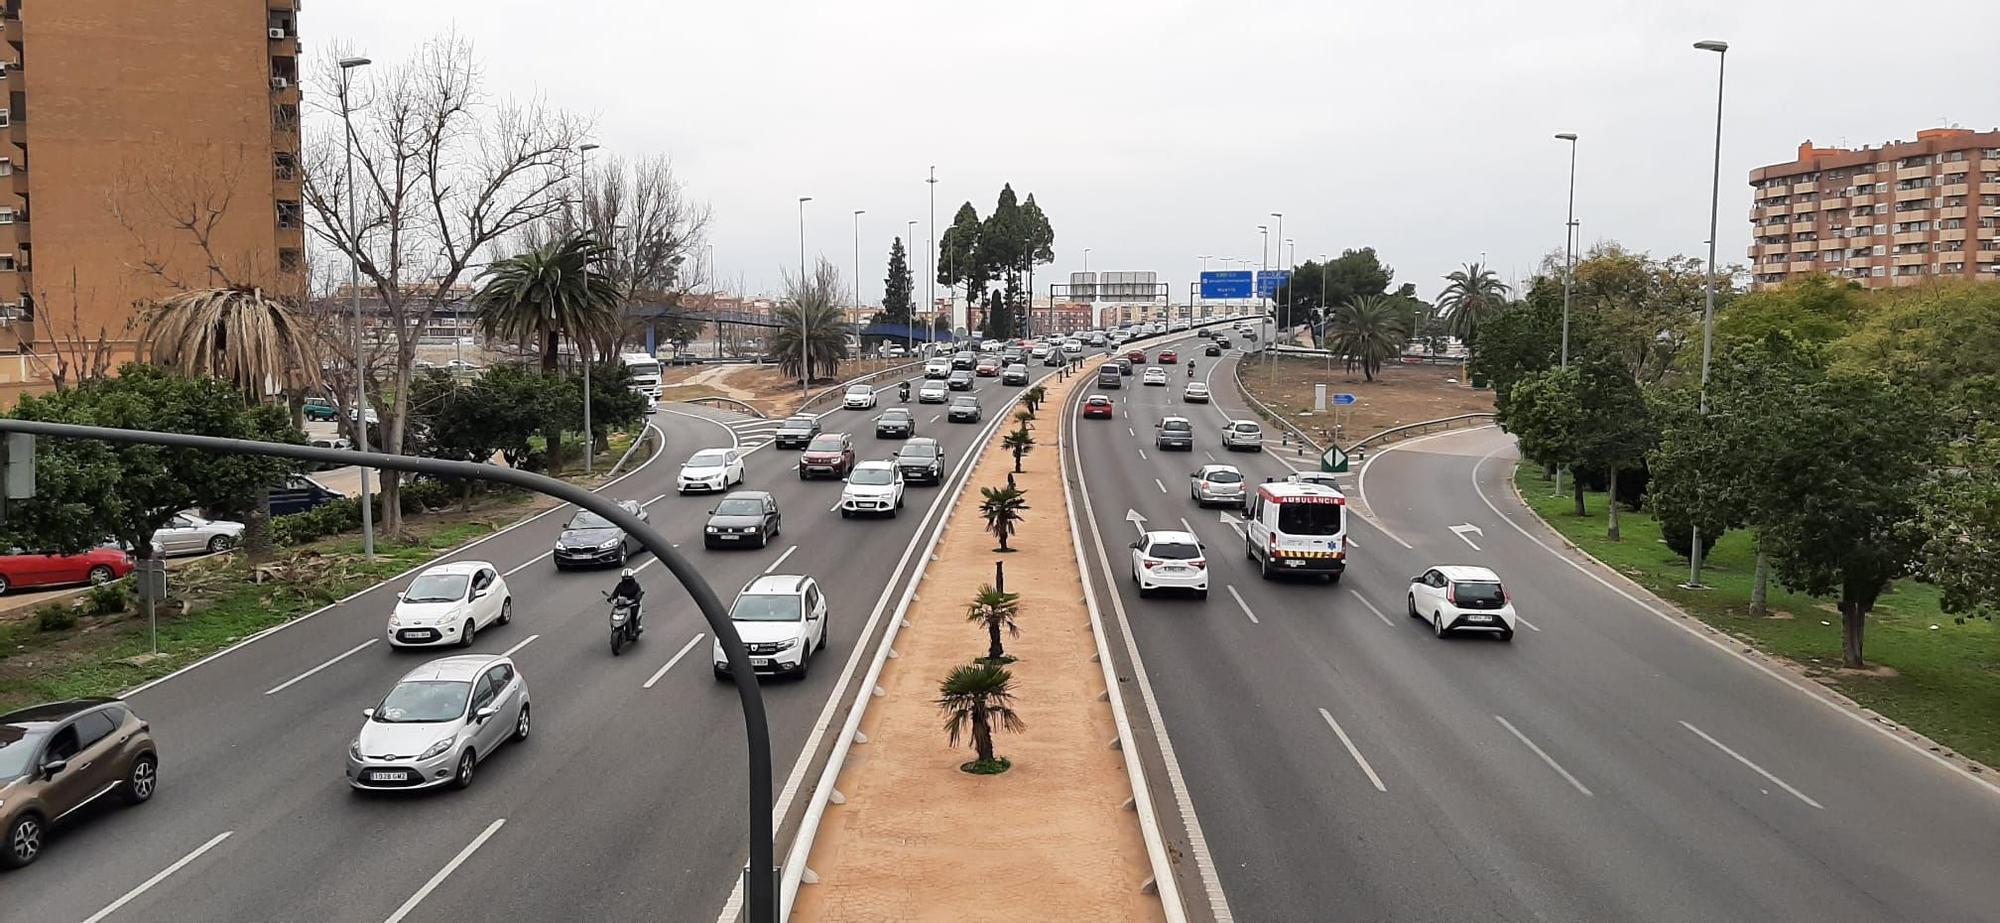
[1818,238,1844,251]
[1790,220,1817,234]
[1893,253,1928,267]
[1753,241,1788,257]
[1983,160,2000,172]
[1896,165,1934,181]
[1789,241,1818,253]
[1892,232,1930,246]
[1981,226,2000,240]
[1894,186,1931,202]
[1942,183,1970,198]
[1939,206,1968,220]
[1978,250,2000,263]
[1818,196,1847,210]
[1788,261,1817,273]
[1849,193,1874,207]
[1763,203,1791,218]
[1983,205,2000,219]
[1942,228,1969,241]
[1757,184,1788,201]
[1941,160,1972,175]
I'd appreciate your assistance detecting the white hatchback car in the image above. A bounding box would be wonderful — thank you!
[713,575,829,679]
[347,654,529,791]
[1221,419,1264,452]
[1129,530,1208,599]
[839,460,905,518]
[387,561,512,649]
[678,448,745,494]
[843,384,878,410]
[1142,367,1169,387]
[1408,565,1518,641]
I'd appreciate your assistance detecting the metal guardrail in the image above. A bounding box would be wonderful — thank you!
[677,396,766,418]
[793,359,927,416]
[1350,412,1497,453]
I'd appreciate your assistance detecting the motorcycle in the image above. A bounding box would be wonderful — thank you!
[603,591,642,656]
[898,381,911,402]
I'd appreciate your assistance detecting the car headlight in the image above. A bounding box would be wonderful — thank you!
[418,737,455,761]
[706,526,721,533]
[773,638,798,652]
[600,538,623,549]
[349,739,364,761]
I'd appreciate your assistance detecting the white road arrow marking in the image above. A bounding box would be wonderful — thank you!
[1126,509,1149,538]
[1449,523,1484,551]
[1220,511,1247,538]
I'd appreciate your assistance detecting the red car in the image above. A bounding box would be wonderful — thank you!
[975,358,1001,377]
[1125,350,1147,363]
[798,433,857,479]
[1082,395,1116,419]
[0,545,136,595]
[1158,350,1178,364]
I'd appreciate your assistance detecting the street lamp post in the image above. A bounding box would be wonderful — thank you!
[797,196,813,396]
[927,167,941,334]
[577,142,600,474]
[1687,39,1729,589]
[852,209,865,354]
[1554,131,1579,497]
[336,55,374,560]
[906,219,918,352]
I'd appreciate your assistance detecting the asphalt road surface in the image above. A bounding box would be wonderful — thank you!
[1070,350,2000,923]
[5,360,1080,922]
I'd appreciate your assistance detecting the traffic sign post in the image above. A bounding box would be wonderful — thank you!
[1255,269,1292,299]
[138,558,167,654]
[1321,445,1349,473]
[1332,393,1357,405]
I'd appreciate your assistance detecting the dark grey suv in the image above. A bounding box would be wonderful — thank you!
[2,699,159,869]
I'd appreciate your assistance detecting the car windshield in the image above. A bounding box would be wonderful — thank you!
[1276,500,1343,536]
[779,418,814,430]
[881,410,911,420]
[373,680,471,723]
[687,451,729,467]
[0,725,48,780]
[566,510,614,530]
[850,468,895,486]
[1455,581,1506,604]
[847,386,872,395]
[714,498,764,516]
[731,593,803,622]
[1204,469,1242,483]
[404,572,469,603]
[1162,420,1191,432]
[807,436,845,452]
[899,444,938,459]
[953,398,977,406]
[1148,541,1201,560]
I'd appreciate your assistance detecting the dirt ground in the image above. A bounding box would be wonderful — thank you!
[792,370,1164,923]
[658,357,914,417]
[1238,355,1493,447]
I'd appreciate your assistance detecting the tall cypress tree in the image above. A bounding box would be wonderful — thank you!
[939,203,985,330]
[882,236,914,325]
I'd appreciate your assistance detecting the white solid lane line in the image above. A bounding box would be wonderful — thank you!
[646,492,668,506]
[383,818,507,923]
[1225,585,1261,625]
[1179,517,1196,534]
[764,544,799,574]
[264,639,377,696]
[1154,478,1167,494]
[81,830,233,923]
[1350,593,1396,628]
[644,633,708,689]
[498,633,539,659]
[1495,714,1594,797]
[1680,720,1824,809]
[1516,615,1542,632]
[1317,707,1389,793]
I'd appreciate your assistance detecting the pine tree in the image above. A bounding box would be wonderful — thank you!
[882,237,914,326]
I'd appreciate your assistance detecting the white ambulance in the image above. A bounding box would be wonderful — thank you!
[1242,480,1348,583]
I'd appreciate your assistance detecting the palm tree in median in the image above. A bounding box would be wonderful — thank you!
[965,584,1022,662]
[1325,295,1410,382]
[472,233,620,374]
[1001,426,1036,473]
[1436,262,1509,351]
[937,661,1025,773]
[979,485,1029,551]
[772,257,851,388]
[143,285,323,561]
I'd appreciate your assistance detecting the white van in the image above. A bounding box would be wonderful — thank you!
[1242,480,1347,582]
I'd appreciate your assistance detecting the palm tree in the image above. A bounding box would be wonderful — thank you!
[1012,408,1035,430]
[772,257,850,387]
[937,662,1025,772]
[1024,385,1046,413]
[471,234,619,374]
[1001,426,1036,473]
[1325,295,1410,382]
[979,485,1029,551]
[143,286,323,561]
[1436,262,1510,349]
[964,584,1021,661]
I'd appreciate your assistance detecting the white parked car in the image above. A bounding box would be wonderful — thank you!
[153,512,244,556]
[843,384,878,410]
[387,561,512,649]
[839,460,905,518]
[1408,565,1518,641]
[1130,530,1208,599]
[677,448,745,494]
[347,654,529,791]
[713,574,829,679]
[1221,419,1264,451]
[1142,367,1169,387]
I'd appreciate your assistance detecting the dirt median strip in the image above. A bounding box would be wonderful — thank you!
[792,367,1165,923]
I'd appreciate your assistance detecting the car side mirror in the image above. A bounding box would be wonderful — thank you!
[362,707,376,719]
[841,477,849,483]
[41,758,69,778]
[395,592,405,602]
[1129,541,1142,550]
[475,705,498,722]
[1411,576,1426,584]
[472,588,488,599]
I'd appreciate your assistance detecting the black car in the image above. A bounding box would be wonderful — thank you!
[1205,344,1222,357]
[947,396,982,423]
[947,370,976,391]
[1001,364,1030,386]
[951,351,977,371]
[875,407,916,438]
[704,490,781,549]
[1116,357,1134,376]
[772,414,821,449]
[553,499,650,568]
[894,438,948,485]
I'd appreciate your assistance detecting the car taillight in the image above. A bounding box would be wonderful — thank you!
[1447,584,1457,604]
[1503,588,1512,602]
[1142,559,1158,569]
[1192,560,1205,569]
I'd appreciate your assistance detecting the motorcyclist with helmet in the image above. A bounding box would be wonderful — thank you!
[611,568,645,635]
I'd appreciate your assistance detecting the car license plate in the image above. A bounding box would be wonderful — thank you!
[1466,614,1494,623]
[720,534,740,540]
[372,770,409,782]
[1284,560,1304,568]
[753,658,773,668]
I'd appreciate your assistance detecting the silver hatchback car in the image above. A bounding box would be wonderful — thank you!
[347,655,530,792]
[1190,463,1247,507]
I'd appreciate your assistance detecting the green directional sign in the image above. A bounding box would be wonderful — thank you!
[1321,445,1349,473]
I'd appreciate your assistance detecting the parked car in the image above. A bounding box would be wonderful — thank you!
[387,561,512,649]
[705,491,782,549]
[893,437,947,485]
[346,654,530,791]
[552,500,650,568]
[152,512,244,556]
[303,397,339,422]
[1,698,159,869]
[798,433,857,479]
[269,475,344,516]
[0,545,135,595]
[712,575,829,679]
[773,414,821,449]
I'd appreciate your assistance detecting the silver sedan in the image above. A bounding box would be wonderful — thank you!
[153,512,245,556]
[348,654,530,792]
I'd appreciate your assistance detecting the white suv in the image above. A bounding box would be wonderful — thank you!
[713,575,829,679]
[924,358,951,379]
[843,384,878,410]
[1221,419,1264,451]
[1129,530,1208,599]
[1407,565,1518,642]
[839,460,905,517]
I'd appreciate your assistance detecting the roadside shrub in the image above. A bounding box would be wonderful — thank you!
[85,581,131,617]
[273,497,363,546]
[36,604,77,632]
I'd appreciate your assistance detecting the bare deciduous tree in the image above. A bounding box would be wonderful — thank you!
[299,32,585,534]
[105,138,279,293]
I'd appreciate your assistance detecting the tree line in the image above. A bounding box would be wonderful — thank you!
[935,184,1055,340]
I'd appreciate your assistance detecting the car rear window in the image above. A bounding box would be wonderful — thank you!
[1148,541,1201,560]
[1275,500,1342,536]
[1162,420,1191,432]
[1454,581,1505,605]
[1204,469,1242,483]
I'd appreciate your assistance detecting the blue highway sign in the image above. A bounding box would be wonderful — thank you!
[1200,270,1253,299]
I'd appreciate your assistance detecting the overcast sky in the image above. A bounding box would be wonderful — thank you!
[316,0,2000,306]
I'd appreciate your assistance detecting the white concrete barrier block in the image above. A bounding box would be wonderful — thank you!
[829,788,847,805]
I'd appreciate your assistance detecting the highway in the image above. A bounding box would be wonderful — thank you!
[4,362,1067,922]
[1069,348,2000,922]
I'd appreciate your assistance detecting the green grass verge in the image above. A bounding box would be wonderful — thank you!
[1513,462,2000,768]
[0,519,503,712]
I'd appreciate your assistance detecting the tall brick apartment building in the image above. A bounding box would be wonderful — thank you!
[1748,127,2000,290]
[0,0,304,399]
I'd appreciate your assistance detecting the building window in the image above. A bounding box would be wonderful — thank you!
[272,103,298,133]
[279,248,302,272]
[274,152,296,181]
[276,200,301,229]
[0,207,11,224]
[0,156,10,176]
[0,254,13,271]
